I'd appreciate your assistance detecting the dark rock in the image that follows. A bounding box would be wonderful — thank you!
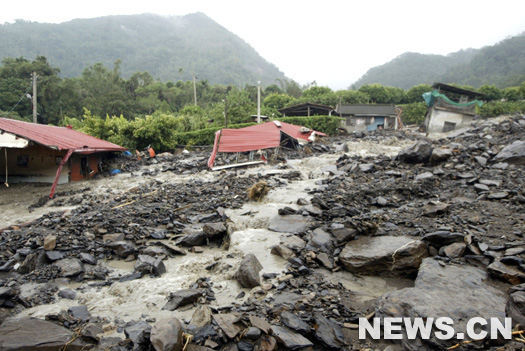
[68,305,91,322]
[474,156,488,167]
[235,254,263,288]
[134,254,166,277]
[306,228,334,253]
[474,183,490,192]
[339,236,428,277]
[162,289,203,311]
[421,202,450,217]
[270,245,295,260]
[107,241,136,258]
[58,289,77,300]
[237,340,254,351]
[316,252,334,270]
[190,305,213,328]
[313,313,346,349]
[53,258,85,277]
[150,317,183,351]
[124,321,151,346]
[81,322,103,342]
[329,224,356,245]
[415,171,433,181]
[487,191,509,200]
[203,222,227,238]
[79,252,97,265]
[0,317,90,350]
[430,148,453,164]
[271,325,313,350]
[376,258,506,351]
[244,327,262,340]
[280,235,306,251]
[442,242,467,258]
[213,313,244,339]
[45,250,66,261]
[493,140,525,165]
[506,291,525,327]
[280,311,310,334]
[488,260,525,284]
[397,140,432,164]
[278,207,297,215]
[176,231,207,247]
[421,231,465,247]
[192,324,217,345]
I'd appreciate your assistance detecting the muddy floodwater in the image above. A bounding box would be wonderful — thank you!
[2,137,416,339]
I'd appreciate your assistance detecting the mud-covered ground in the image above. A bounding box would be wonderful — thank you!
[0,115,524,351]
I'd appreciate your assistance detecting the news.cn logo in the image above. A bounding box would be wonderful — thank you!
[359,317,512,341]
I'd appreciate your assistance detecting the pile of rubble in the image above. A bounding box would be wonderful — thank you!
[0,115,524,351]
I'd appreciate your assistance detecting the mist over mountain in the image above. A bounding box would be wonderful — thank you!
[353,33,525,89]
[0,12,287,87]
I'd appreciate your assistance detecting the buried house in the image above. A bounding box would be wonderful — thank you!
[334,104,402,133]
[423,83,485,133]
[207,120,325,170]
[0,118,127,198]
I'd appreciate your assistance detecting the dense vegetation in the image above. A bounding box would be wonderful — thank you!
[1,57,524,152]
[354,33,525,90]
[0,13,286,87]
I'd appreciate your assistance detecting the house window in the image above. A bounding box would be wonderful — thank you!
[55,156,63,165]
[443,121,456,133]
[17,155,28,167]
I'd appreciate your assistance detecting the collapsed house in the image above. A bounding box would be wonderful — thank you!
[207,121,325,170]
[278,103,334,117]
[333,104,402,133]
[0,118,127,197]
[423,83,485,133]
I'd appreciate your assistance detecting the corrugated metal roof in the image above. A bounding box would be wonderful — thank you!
[0,118,127,153]
[335,104,397,116]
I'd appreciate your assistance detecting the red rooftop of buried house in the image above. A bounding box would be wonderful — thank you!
[0,118,127,198]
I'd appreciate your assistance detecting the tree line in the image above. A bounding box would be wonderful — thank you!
[1,56,524,151]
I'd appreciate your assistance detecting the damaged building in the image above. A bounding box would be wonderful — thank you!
[423,83,485,133]
[334,104,402,133]
[0,118,127,197]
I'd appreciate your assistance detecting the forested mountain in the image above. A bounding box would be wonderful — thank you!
[0,13,286,86]
[354,33,525,89]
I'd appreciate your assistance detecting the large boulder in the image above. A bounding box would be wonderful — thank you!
[397,140,433,164]
[150,317,184,351]
[506,284,525,327]
[375,258,507,351]
[0,317,90,350]
[235,253,263,288]
[493,140,525,165]
[339,236,428,277]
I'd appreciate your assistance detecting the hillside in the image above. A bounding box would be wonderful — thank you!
[354,33,525,89]
[0,13,287,87]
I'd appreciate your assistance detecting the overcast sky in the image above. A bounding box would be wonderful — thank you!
[1,0,524,90]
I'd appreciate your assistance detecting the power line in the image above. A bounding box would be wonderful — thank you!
[7,82,33,114]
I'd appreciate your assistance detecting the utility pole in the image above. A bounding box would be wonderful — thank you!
[193,73,197,106]
[224,97,228,128]
[32,71,37,123]
[257,80,261,123]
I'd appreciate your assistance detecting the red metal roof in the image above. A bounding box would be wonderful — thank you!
[0,118,127,153]
[207,121,326,168]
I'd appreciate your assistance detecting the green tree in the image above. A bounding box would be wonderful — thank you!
[405,84,433,103]
[263,93,295,110]
[477,84,502,101]
[502,87,522,101]
[358,84,388,103]
[299,86,337,106]
[336,90,371,104]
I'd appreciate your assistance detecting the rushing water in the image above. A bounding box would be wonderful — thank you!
[15,137,414,338]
